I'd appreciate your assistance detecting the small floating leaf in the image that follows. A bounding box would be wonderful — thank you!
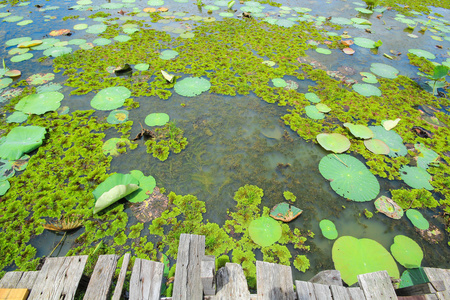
[352,83,382,97]
[319,219,338,240]
[390,235,423,268]
[317,133,350,153]
[406,209,429,230]
[145,113,170,126]
[270,202,302,222]
[374,196,403,219]
[382,118,401,130]
[400,166,433,190]
[343,123,373,139]
[364,139,390,155]
[248,216,282,247]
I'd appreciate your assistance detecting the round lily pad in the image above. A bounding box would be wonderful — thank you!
[369,125,407,157]
[174,77,211,97]
[360,72,378,84]
[316,103,331,113]
[316,47,332,55]
[354,37,377,48]
[270,203,302,222]
[248,216,282,247]
[317,133,350,153]
[15,92,64,115]
[272,78,287,88]
[355,7,372,13]
[352,83,382,97]
[126,170,157,203]
[6,111,28,123]
[135,63,149,71]
[305,105,324,119]
[93,38,111,46]
[114,35,131,42]
[390,235,423,268]
[90,86,131,110]
[406,209,429,230]
[399,166,433,190]
[343,123,373,139]
[364,139,390,155]
[0,180,10,196]
[319,154,380,202]
[86,24,107,34]
[17,40,42,48]
[107,110,129,124]
[305,92,320,103]
[0,78,13,89]
[159,50,179,60]
[330,17,353,25]
[5,37,31,46]
[408,49,436,60]
[370,63,399,79]
[374,196,403,219]
[145,113,170,126]
[3,16,24,23]
[10,53,33,63]
[319,219,338,240]
[0,126,47,160]
[43,46,72,57]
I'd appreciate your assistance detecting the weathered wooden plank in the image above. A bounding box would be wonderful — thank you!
[309,270,343,286]
[396,282,440,296]
[201,255,216,295]
[312,283,332,299]
[112,253,131,300]
[358,271,397,300]
[15,271,39,290]
[0,272,24,288]
[129,258,164,300]
[423,268,450,300]
[347,287,365,300]
[296,281,316,300]
[83,254,119,300]
[28,255,88,300]
[215,263,250,300]
[256,261,295,300]
[330,285,351,300]
[172,234,205,300]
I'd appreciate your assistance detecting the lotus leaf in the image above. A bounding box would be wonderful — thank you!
[343,123,373,139]
[248,216,282,247]
[305,92,321,103]
[86,24,107,34]
[8,48,29,55]
[130,187,168,222]
[68,39,87,45]
[0,155,29,179]
[0,180,10,196]
[382,118,401,131]
[102,138,131,156]
[5,37,31,46]
[73,23,88,30]
[6,111,28,123]
[390,235,423,268]
[316,48,332,55]
[0,126,46,160]
[174,77,211,97]
[10,53,33,63]
[93,38,111,46]
[352,83,382,97]
[5,70,21,77]
[355,7,372,13]
[126,170,157,203]
[360,72,378,84]
[406,209,429,230]
[147,0,164,5]
[107,110,129,124]
[3,16,24,22]
[261,126,282,140]
[159,50,179,60]
[135,63,149,71]
[398,268,429,289]
[43,46,72,57]
[36,83,62,93]
[319,154,380,202]
[179,32,195,39]
[305,105,324,119]
[399,166,433,190]
[17,40,42,48]
[26,73,55,85]
[270,202,302,222]
[315,103,331,113]
[92,173,139,214]
[414,143,438,169]
[319,219,338,240]
[272,78,287,88]
[351,18,372,25]
[145,113,170,127]
[370,63,399,79]
[114,35,131,42]
[0,78,12,89]
[332,236,399,286]
[31,38,59,50]
[316,133,350,153]
[354,37,377,48]
[364,139,390,155]
[374,196,403,219]
[369,126,407,157]
[91,86,131,110]
[15,91,63,115]
[276,19,296,28]
[408,49,436,60]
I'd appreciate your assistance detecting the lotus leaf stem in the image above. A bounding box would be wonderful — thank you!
[333,153,348,167]
[48,232,67,257]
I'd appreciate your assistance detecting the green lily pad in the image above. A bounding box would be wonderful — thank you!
[147,0,164,5]
[159,50,179,60]
[114,35,131,42]
[316,133,350,153]
[10,53,33,63]
[272,78,287,88]
[107,110,129,124]
[0,180,10,196]
[125,170,157,203]
[135,63,149,71]
[0,126,46,160]
[248,216,282,247]
[400,166,433,190]
[305,105,325,119]
[6,111,28,123]
[86,24,107,34]
[73,23,88,30]
[15,92,64,115]
[355,7,373,13]
[0,78,13,89]
[332,236,399,286]
[360,72,378,84]
[305,92,321,103]
[390,235,423,268]
[43,46,72,57]
[174,77,211,97]
[93,38,111,46]
[398,268,429,288]
[330,17,353,25]
[364,139,390,155]
[92,173,139,214]
[408,49,436,60]
[414,143,439,169]
[269,202,302,222]
[351,18,372,25]
[26,73,55,85]
[90,86,131,110]
[68,38,87,45]
[3,16,24,23]
[316,103,331,113]
[352,83,382,97]
[354,37,377,48]
[319,154,380,202]
[316,48,332,55]
[368,126,407,157]
[370,63,399,79]
[179,32,195,39]
[145,113,170,126]
[5,37,31,46]
[406,209,429,230]
[374,196,403,219]
[343,123,373,139]
[102,138,131,156]
[319,219,338,240]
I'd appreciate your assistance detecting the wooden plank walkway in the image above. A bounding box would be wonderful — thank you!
[0,234,449,300]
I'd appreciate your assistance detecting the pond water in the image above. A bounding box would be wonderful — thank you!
[1,0,450,288]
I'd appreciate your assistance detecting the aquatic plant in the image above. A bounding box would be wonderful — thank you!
[417,65,449,95]
[319,219,338,240]
[0,126,46,160]
[390,235,423,268]
[145,122,188,161]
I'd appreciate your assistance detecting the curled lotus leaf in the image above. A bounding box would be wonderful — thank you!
[174,77,211,97]
[332,236,399,286]
[368,126,407,157]
[15,92,64,115]
[414,143,439,169]
[406,209,429,230]
[319,154,380,202]
[269,202,302,222]
[398,268,429,289]
[49,29,71,36]
[319,219,338,240]
[126,170,157,203]
[5,70,21,77]
[374,196,403,219]
[249,216,282,247]
[382,118,401,131]
[399,166,433,190]
[390,235,423,268]
[17,40,42,48]
[0,126,46,160]
[353,37,377,48]
[130,187,168,222]
[90,86,131,110]
[364,139,390,155]
[145,113,169,126]
[317,133,350,153]
[344,123,373,139]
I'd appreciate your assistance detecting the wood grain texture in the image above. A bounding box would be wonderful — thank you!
[0,272,24,289]
[347,287,365,300]
[296,281,316,300]
[423,268,450,300]
[172,234,205,300]
[201,255,216,295]
[129,258,163,300]
[83,254,119,300]
[329,285,351,300]
[358,271,397,300]
[112,253,131,300]
[15,272,39,290]
[27,255,88,300]
[309,270,343,286]
[256,261,295,300]
[312,283,332,300]
[215,263,250,300]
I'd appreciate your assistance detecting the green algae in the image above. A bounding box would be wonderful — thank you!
[145,122,188,161]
